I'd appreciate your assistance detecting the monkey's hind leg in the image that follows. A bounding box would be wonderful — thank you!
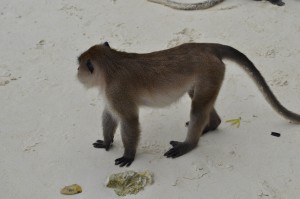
[93,109,118,151]
[203,108,221,133]
[165,98,214,158]
[165,65,224,158]
[186,108,221,134]
[186,88,221,134]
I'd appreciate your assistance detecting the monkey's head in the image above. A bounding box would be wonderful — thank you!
[77,42,110,89]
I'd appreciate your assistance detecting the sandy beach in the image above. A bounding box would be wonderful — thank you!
[1,0,300,198]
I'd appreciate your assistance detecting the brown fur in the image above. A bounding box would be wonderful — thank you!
[77,42,299,167]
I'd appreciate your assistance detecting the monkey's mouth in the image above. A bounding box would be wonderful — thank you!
[77,73,89,83]
[77,73,97,90]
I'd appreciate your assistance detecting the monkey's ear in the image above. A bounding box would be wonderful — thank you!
[86,59,94,74]
[104,41,110,48]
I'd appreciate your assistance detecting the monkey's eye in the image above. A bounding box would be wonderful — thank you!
[86,59,94,74]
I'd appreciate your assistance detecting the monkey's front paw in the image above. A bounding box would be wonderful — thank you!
[164,141,195,158]
[115,157,134,167]
[93,140,112,151]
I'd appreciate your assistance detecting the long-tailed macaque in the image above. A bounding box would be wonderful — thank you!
[147,0,285,10]
[77,42,299,167]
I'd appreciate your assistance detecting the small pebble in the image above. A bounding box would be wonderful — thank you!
[271,132,281,137]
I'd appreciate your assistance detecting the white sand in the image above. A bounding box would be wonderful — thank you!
[1,0,300,198]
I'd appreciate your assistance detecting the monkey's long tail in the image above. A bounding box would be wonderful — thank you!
[148,0,224,10]
[217,44,300,123]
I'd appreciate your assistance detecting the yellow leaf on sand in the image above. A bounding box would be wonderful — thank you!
[225,117,241,128]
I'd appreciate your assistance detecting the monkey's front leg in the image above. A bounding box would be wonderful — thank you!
[115,116,140,167]
[93,109,118,150]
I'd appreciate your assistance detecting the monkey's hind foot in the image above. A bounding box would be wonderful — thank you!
[164,141,195,158]
[93,140,112,151]
[185,121,214,134]
[115,156,134,167]
[185,120,221,134]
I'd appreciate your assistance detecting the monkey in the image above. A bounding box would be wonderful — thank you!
[77,42,299,167]
[148,0,284,10]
